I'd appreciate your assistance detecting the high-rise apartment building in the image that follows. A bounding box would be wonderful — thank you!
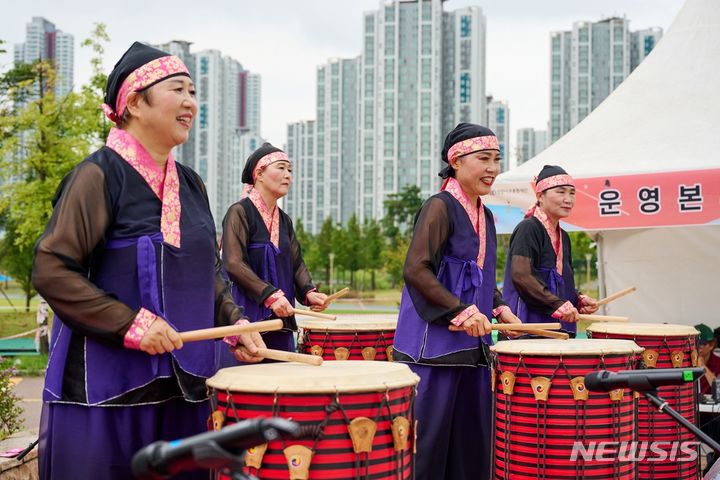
[316,57,360,226]
[287,0,487,231]
[631,27,663,71]
[14,17,74,98]
[549,18,662,143]
[154,41,262,231]
[284,121,316,232]
[486,98,510,172]
[516,128,547,167]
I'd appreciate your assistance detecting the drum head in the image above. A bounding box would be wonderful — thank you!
[586,323,699,337]
[490,338,643,355]
[207,360,419,393]
[298,317,397,331]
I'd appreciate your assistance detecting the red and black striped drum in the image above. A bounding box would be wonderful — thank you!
[206,361,419,480]
[587,323,701,480]
[491,339,643,480]
[298,317,397,361]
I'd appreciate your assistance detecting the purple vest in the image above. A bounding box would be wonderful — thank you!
[501,218,578,333]
[216,201,296,369]
[393,192,497,363]
[44,156,217,404]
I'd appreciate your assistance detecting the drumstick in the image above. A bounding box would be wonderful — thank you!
[524,329,570,340]
[491,323,562,332]
[256,348,323,366]
[324,287,350,304]
[179,319,284,343]
[578,314,630,323]
[596,287,637,306]
[292,308,337,321]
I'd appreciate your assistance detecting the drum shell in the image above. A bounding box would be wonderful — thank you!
[491,339,641,480]
[587,325,700,480]
[298,318,397,361]
[207,361,418,480]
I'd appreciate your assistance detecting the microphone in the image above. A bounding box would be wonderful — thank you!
[584,368,705,392]
[131,417,299,479]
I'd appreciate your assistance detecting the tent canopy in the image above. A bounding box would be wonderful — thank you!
[487,0,720,232]
[487,0,720,326]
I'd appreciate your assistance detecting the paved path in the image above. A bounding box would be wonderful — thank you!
[10,376,43,432]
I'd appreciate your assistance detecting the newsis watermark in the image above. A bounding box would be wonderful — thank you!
[570,441,700,462]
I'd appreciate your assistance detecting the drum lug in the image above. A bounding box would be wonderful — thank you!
[348,417,377,453]
[362,347,377,360]
[691,348,699,367]
[284,445,313,480]
[310,345,324,357]
[210,410,224,431]
[570,377,589,401]
[500,371,516,395]
[671,350,685,368]
[609,388,625,401]
[245,443,268,469]
[642,349,659,368]
[391,416,410,451]
[334,347,350,360]
[531,377,551,401]
[386,346,394,361]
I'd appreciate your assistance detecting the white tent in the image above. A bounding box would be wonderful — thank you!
[486,0,720,326]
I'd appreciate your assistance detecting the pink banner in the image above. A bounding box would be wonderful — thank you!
[571,168,720,229]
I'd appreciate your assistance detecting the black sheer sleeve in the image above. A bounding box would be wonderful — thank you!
[32,162,136,345]
[507,221,564,315]
[287,217,316,305]
[222,203,278,305]
[493,287,508,310]
[403,197,470,324]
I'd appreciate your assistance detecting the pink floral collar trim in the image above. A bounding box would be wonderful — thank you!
[442,177,486,267]
[106,128,182,247]
[533,207,563,274]
[248,188,280,248]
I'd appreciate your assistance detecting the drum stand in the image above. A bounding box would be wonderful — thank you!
[644,389,720,455]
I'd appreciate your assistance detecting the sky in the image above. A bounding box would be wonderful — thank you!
[0,0,684,161]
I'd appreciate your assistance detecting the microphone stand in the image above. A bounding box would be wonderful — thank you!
[184,440,256,480]
[643,389,720,455]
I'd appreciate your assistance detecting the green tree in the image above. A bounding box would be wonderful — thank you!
[79,23,112,143]
[568,231,596,292]
[382,184,423,239]
[0,26,110,306]
[341,214,363,289]
[294,218,320,277]
[0,217,35,311]
[362,218,385,290]
[383,236,409,289]
[315,218,335,285]
[331,222,349,285]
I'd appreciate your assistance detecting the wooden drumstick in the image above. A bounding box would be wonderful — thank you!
[256,348,323,366]
[324,287,350,305]
[524,329,570,340]
[578,314,630,323]
[179,319,284,343]
[292,308,337,321]
[491,323,562,332]
[596,287,637,306]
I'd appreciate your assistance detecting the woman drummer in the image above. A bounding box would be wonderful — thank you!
[502,165,599,336]
[218,143,328,367]
[32,42,265,479]
[392,123,520,480]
